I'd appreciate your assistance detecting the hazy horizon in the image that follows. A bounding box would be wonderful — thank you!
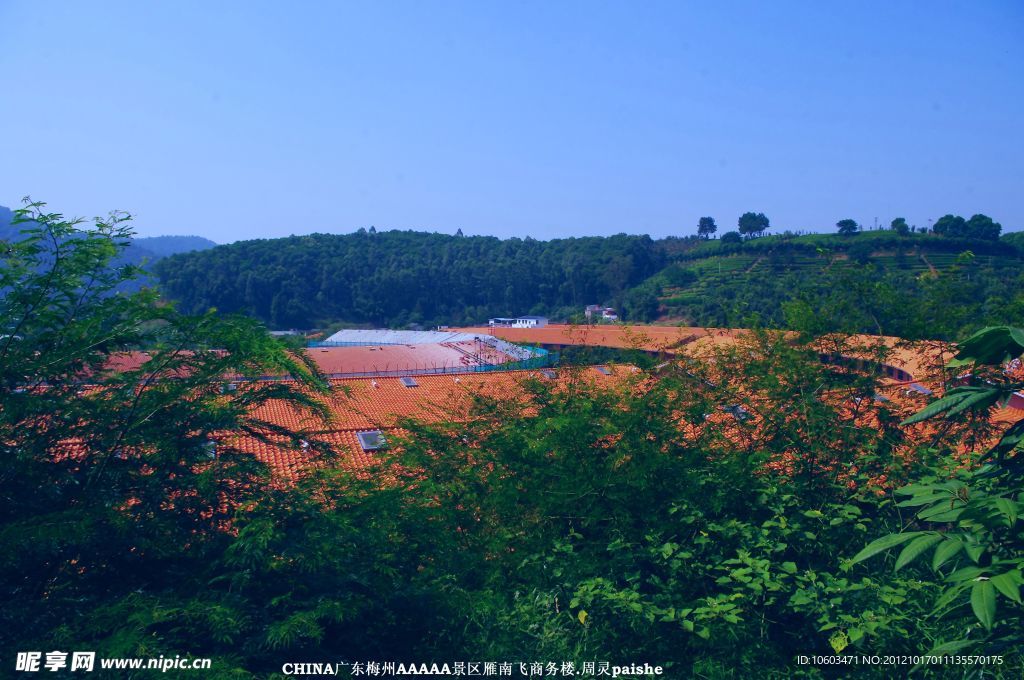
[2,1,1021,241]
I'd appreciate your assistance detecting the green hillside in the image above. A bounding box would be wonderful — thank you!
[154,230,665,329]
[628,231,1024,339]
[150,226,1024,340]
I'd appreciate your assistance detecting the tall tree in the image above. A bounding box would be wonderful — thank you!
[738,212,769,238]
[836,218,860,235]
[697,216,717,239]
[933,214,967,237]
[890,217,909,236]
[965,213,1002,240]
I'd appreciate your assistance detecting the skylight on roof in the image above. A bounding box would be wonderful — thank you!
[595,366,612,375]
[400,376,419,387]
[540,369,556,379]
[356,430,386,451]
[724,404,750,422]
[909,383,933,395]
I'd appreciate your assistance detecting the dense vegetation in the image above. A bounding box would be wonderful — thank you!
[2,204,1022,677]
[152,222,1023,339]
[641,231,1024,340]
[154,230,665,328]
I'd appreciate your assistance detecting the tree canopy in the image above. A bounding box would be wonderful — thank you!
[836,218,859,235]
[934,213,1002,240]
[738,212,770,238]
[154,230,666,328]
[697,216,717,239]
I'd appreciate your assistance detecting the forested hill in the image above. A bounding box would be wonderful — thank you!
[154,227,1024,334]
[635,230,1024,340]
[154,230,664,328]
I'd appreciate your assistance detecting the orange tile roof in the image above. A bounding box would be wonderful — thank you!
[992,406,1024,426]
[89,326,1021,484]
[461,324,958,389]
[457,324,738,352]
[235,366,629,478]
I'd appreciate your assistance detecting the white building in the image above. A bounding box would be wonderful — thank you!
[584,305,617,322]
[488,316,549,328]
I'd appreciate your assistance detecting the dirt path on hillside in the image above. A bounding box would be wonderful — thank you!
[743,255,766,274]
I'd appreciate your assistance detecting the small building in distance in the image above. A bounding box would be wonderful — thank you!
[488,315,549,329]
[584,305,618,322]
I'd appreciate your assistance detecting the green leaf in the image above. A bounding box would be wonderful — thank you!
[829,630,849,653]
[994,498,1018,527]
[943,387,1001,417]
[917,503,965,522]
[932,539,963,571]
[923,639,975,658]
[577,609,588,625]
[897,493,950,507]
[850,532,922,564]
[964,542,985,564]
[901,392,970,425]
[950,326,1024,366]
[933,582,969,614]
[947,565,989,583]
[895,533,942,571]
[970,580,996,629]
[990,571,1022,604]
[993,420,1024,456]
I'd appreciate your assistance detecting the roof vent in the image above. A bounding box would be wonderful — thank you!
[356,430,386,451]
[400,377,419,387]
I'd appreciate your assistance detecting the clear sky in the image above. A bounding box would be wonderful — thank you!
[1,1,1021,242]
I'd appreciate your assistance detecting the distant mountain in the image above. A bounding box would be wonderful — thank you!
[1,204,216,294]
[0,204,15,234]
[0,204,216,262]
[132,235,217,258]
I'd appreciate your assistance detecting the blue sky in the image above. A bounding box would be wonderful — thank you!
[1,1,1021,242]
